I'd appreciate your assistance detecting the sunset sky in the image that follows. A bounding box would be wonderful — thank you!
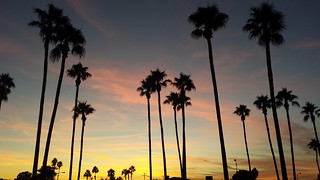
[1,0,320,180]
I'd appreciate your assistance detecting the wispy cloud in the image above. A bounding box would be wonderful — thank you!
[293,40,320,49]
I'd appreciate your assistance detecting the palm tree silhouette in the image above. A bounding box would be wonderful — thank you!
[74,101,95,180]
[92,166,99,180]
[234,104,251,171]
[149,69,171,180]
[137,76,155,180]
[129,165,135,180]
[83,170,91,180]
[171,73,195,179]
[121,169,130,180]
[0,73,15,110]
[301,102,320,147]
[28,4,70,177]
[108,168,116,180]
[243,2,287,179]
[253,95,279,180]
[57,161,63,180]
[67,62,91,180]
[164,92,182,176]
[43,23,86,167]
[276,88,300,180]
[308,139,320,174]
[188,5,229,180]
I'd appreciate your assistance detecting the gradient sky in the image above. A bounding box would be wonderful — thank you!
[1,1,320,180]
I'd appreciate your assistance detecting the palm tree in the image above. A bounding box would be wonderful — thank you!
[164,92,183,176]
[92,166,99,180]
[108,169,116,180]
[171,73,195,179]
[121,169,129,180]
[0,73,15,110]
[83,170,91,180]
[74,101,95,180]
[188,5,229,180]
[276,88,300,180]
[67,62,91,180]
[43,23,86,167]
[129,166,135,180]
[301,102,320,146]
[234,104,251,171]
[149,69,171,180]
[253,95,280,180]
[137,76,155,180]
[243,2,287,179]
[28,4,70,177]
[57,161,63,180]
[308,139,320,174]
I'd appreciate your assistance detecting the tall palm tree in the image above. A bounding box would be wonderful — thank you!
[301,102,320,145]
[57,161,63,180]
[66,62,91,180]
[83,170,91,180]
[137,76,155,180]
[43,23,86,167]
[129,165,135,180]
[171,73,195,179]
[149,69,171,180]
[74,101,95,180]
[234,104,251,171]
[188,5,229,180]
[308,139,320,174]
[164,92,183,176]
[92,166,99,180]
[0,73,15,110]
[276,88,300,180]
[253,95,279,180]
[243,2,287,179]
[28,4,70,177]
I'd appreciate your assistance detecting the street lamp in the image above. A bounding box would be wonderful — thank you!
[234,159,237,172]
[297,172,301,180]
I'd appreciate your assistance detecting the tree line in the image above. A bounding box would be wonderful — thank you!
[1,1,320,180]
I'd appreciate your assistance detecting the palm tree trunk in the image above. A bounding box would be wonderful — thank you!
[285,108,296,180]
[69,84,80,180]
[174,108,183,177]
[264,114,280,180]
[242,120,251,171]
[206,38,229,180]
[32,40,49,179]
[157,90,167,180]
[77,120,85,180]
[182,104,187,180]
[312,119,320,144]
[265,43,288,180]
[316,150,320,174]
[147,97,152,180]
[43,57,67,167]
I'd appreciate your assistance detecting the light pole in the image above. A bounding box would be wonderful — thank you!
[234,159,237,172]
[297,172,301,180]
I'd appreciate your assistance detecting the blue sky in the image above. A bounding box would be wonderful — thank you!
[1,0,320,179]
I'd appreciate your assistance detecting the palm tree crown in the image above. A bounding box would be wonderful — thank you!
[253,95,271,115]
[276,88,300,110]
[74,101,95,122]
[137,76,155,99]
[243,2,285,47]
[234,104,251,121]
[301,102,320,123]
[0,73,15,109]
[188,4,228,40]
[67,62,92,86]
